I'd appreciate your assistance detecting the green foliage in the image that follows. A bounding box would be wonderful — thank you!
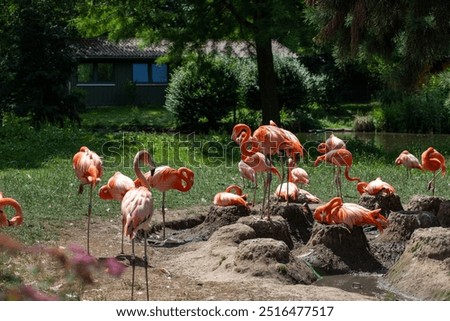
[378,70,450,133]
[0,0,83,127]
[164,55,240,132]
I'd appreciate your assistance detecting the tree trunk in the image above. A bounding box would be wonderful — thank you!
[255,36,280,125]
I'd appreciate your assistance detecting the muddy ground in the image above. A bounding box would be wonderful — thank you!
[7,198,450,301]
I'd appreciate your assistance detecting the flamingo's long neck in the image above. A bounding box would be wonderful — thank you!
[0,198,23,226]
[134,151,155,189]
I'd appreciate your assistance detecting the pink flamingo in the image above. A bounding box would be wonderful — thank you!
[214,185,249,207]
[135,165,194,239]
[99,172,135,254]
[314,197,388,232]
[122,150,156,301]
[0,192,23,227]
[72,146,103,255]
[421,147,446,195]
[288,157,309,186]
[395,150,423,178]
[356,177,395,196]
[274,182,320,203]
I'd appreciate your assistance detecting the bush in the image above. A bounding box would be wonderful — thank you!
[164,55,240,132]
[378,70,450,133]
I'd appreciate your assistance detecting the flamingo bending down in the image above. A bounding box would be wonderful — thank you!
[356,177,396,196]
[135,165,194,239]
[288,157,309,186]
[72,146,103,255]
[0,192,23,227]
[421,147,447,196]
[395,150,423,178]
[314,197,388,232]
[317,133,346,154]
[122,150,156,301]
[274,182,320,203]
[313,149,360,198]
[99,172,135,254]
[214,185,249,207]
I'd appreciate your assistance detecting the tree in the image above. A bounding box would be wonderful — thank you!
[304,0,450,90]
[0,0,83,126]
[75,0,308,126]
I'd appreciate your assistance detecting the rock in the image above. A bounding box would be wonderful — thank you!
[267,201,314,245]
[384,227,450,300]
[358,193,404,216]
[207,223,256,245]
[234,238,318,285]
[370,210,440,268]
[437,201,450,227]
[237,216,294,249]
[174,205,251,242]
[298,223,384,275]
[405,195,445,214]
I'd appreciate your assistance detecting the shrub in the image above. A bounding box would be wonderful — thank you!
[378,70,450,133]
[164,55,240,132]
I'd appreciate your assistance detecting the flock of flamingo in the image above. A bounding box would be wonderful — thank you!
[0,120,446,301]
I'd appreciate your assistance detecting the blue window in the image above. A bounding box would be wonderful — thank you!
[132,63,149,83]
[132,63,168,83]
[152,64,168,83]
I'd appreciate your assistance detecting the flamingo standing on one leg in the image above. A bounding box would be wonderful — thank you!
[317,133,346,154]
[99,172,135,254]
[395,150,423,178]
[314,148,360,199]
[122,150,156,301]
[135,166,194,239]
[72,146,103,255]
[421,147,446,196]
[0,192,23,227]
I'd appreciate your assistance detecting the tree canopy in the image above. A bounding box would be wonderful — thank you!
[75,0,309,125]
[305,0,450,89]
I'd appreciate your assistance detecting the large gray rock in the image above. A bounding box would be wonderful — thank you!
[437,200,450,227]
[358,193,404,216]
[267,202,314,246]
[370,210,440,268]
[237,215,294,249]
[384,227,450,300]
[234,238,318,285]
[298,223,384,275]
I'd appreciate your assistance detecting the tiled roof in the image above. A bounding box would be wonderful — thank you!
[203,40,298,58]
[72,38,169,59]
[72,38,297,59]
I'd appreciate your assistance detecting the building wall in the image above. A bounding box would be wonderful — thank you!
[72,61,168,107]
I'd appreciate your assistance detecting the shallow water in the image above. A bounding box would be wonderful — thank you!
[314,273,415,300]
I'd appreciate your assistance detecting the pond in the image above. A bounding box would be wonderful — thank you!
[298,131,450,155]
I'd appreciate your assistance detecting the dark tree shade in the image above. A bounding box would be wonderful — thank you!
[305,0,450,89]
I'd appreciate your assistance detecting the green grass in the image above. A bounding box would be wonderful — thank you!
[1,107,450,247]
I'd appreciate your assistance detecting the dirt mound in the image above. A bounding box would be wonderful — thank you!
[297,223,384,274]
[384,227,450,300]
[358,193,404,216]
[234,238,317,284]
[370,210,440,268]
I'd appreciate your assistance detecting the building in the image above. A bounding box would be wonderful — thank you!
[71,38,170,107]
[71,38,297,107]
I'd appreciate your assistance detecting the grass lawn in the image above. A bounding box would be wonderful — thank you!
[0,105,449,247]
